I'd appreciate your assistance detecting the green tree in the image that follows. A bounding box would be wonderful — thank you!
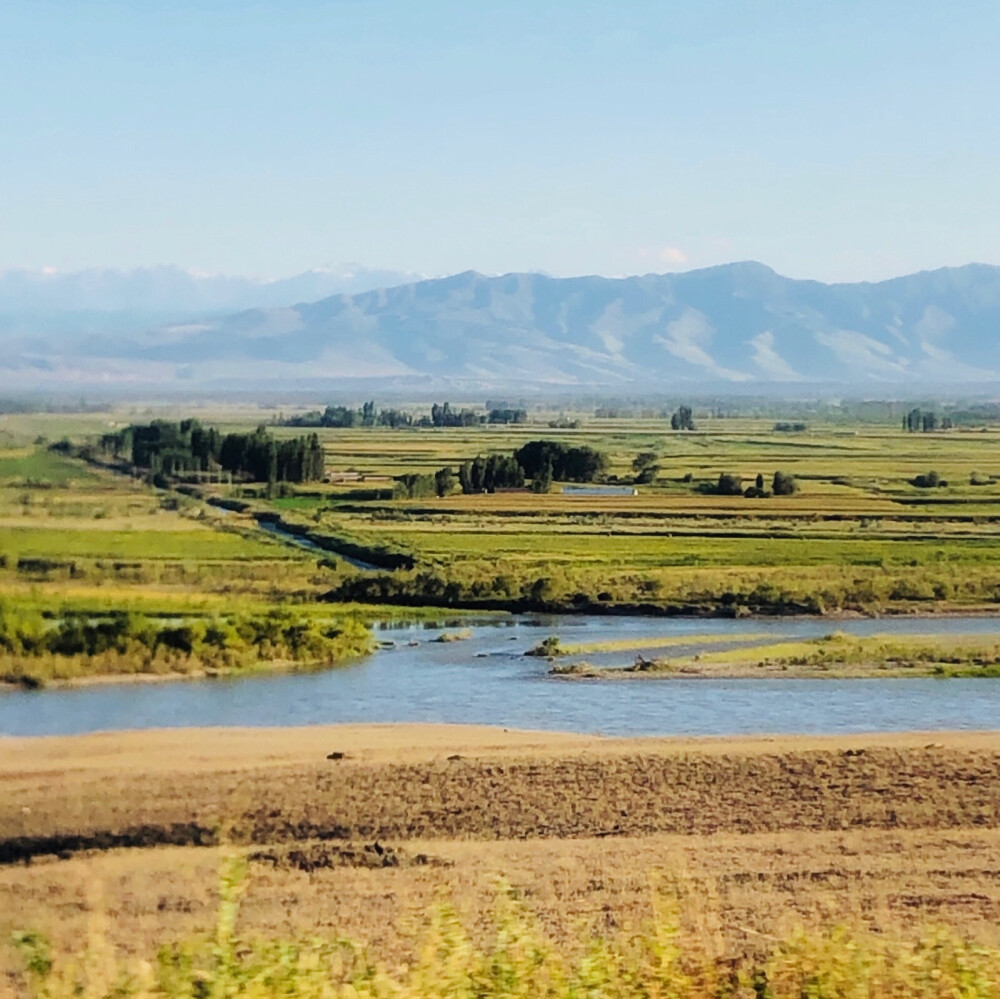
[671,405,695,431]
[772,470,798,495]
[532,458,553,493]
[434,466,456,497]
[632,451,660,484]
[716,472,743,495]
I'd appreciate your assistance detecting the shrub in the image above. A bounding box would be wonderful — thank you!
[772,470,798,495]
[525,635,563,657]
[716,472,743,495]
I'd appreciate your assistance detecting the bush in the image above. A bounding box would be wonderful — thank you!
[632,451,660,484]
[434,466,456,497]
[716,472,743,495]
[911,471,944,488]
[525,636,563,657]
[772,470,798,495]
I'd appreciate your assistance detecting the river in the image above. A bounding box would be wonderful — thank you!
[3,614,1000,738]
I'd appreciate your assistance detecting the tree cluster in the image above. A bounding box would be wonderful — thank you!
[715,472,744,496]
[286,402,412,428]
[430,402,479,427]
[100,419,325,484]
[911,470,948,488]
[392,438,610,499]
[219,427,325,484]
[903,408,953,432]
[671,405,696,431]
[771,470,798,495]
[393,474,437,500]
[459,455,525,494]
[715,470,797,497]
[631,451,660,485]
[513,441,609,483]
[488,408,528,424]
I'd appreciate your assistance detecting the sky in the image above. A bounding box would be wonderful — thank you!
[1,0,999,283]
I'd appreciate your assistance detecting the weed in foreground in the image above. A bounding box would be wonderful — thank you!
[10,858,1000,998]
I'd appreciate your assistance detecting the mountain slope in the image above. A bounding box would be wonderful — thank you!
[5,262,1000,388]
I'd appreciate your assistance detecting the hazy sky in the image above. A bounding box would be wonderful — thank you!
[2,1,998,282]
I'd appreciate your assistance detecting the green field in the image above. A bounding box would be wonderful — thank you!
[231,416,1000,614]
[0,447,98,485]
[0,525,292,561]
[5,404,1000,682]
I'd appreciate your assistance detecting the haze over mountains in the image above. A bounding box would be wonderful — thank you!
[0,264,419,335]
[3,262,1000,391]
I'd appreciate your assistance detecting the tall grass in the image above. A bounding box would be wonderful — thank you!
[10,859,1000,998]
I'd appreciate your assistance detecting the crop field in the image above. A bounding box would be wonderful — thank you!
[4,726,1000,994]
[0,445,389,685]
[239,415,1000,616]
[0,448,314,595]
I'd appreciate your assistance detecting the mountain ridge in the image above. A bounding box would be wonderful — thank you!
[3,262,1000,389]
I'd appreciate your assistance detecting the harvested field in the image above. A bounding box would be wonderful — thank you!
[3,724,1000,980]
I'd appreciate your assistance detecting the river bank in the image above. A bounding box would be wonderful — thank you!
[7,607,1000,694]
[6,614,1000,737]
[4,724,1000,977]
[546,630,1000,679]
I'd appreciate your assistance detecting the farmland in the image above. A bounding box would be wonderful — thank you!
[241,412,1000,616]
[0,440,378,686]
[7,402,1000,684]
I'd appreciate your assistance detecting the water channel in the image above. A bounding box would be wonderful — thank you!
[4,614,1000,738]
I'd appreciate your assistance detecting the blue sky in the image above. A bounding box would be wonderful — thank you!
[1,0,998,281]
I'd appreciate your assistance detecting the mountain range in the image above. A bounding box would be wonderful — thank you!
[3,261,1000,390]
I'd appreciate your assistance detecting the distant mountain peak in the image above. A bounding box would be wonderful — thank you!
[2,262,1000,389]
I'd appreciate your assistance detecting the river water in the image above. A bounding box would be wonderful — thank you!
[3,614,1000,738]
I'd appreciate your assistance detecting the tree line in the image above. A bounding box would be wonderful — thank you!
[99,419,325,484]
[282,400,528,430]
[902,408,953,432]
[286,402,413,428]
[393,440,610,499]
[714,470,797,497]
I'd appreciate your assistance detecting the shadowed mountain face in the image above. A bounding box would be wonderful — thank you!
[4,262,1000,388]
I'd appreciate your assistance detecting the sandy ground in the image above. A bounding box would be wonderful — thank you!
[5,722,999,774]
